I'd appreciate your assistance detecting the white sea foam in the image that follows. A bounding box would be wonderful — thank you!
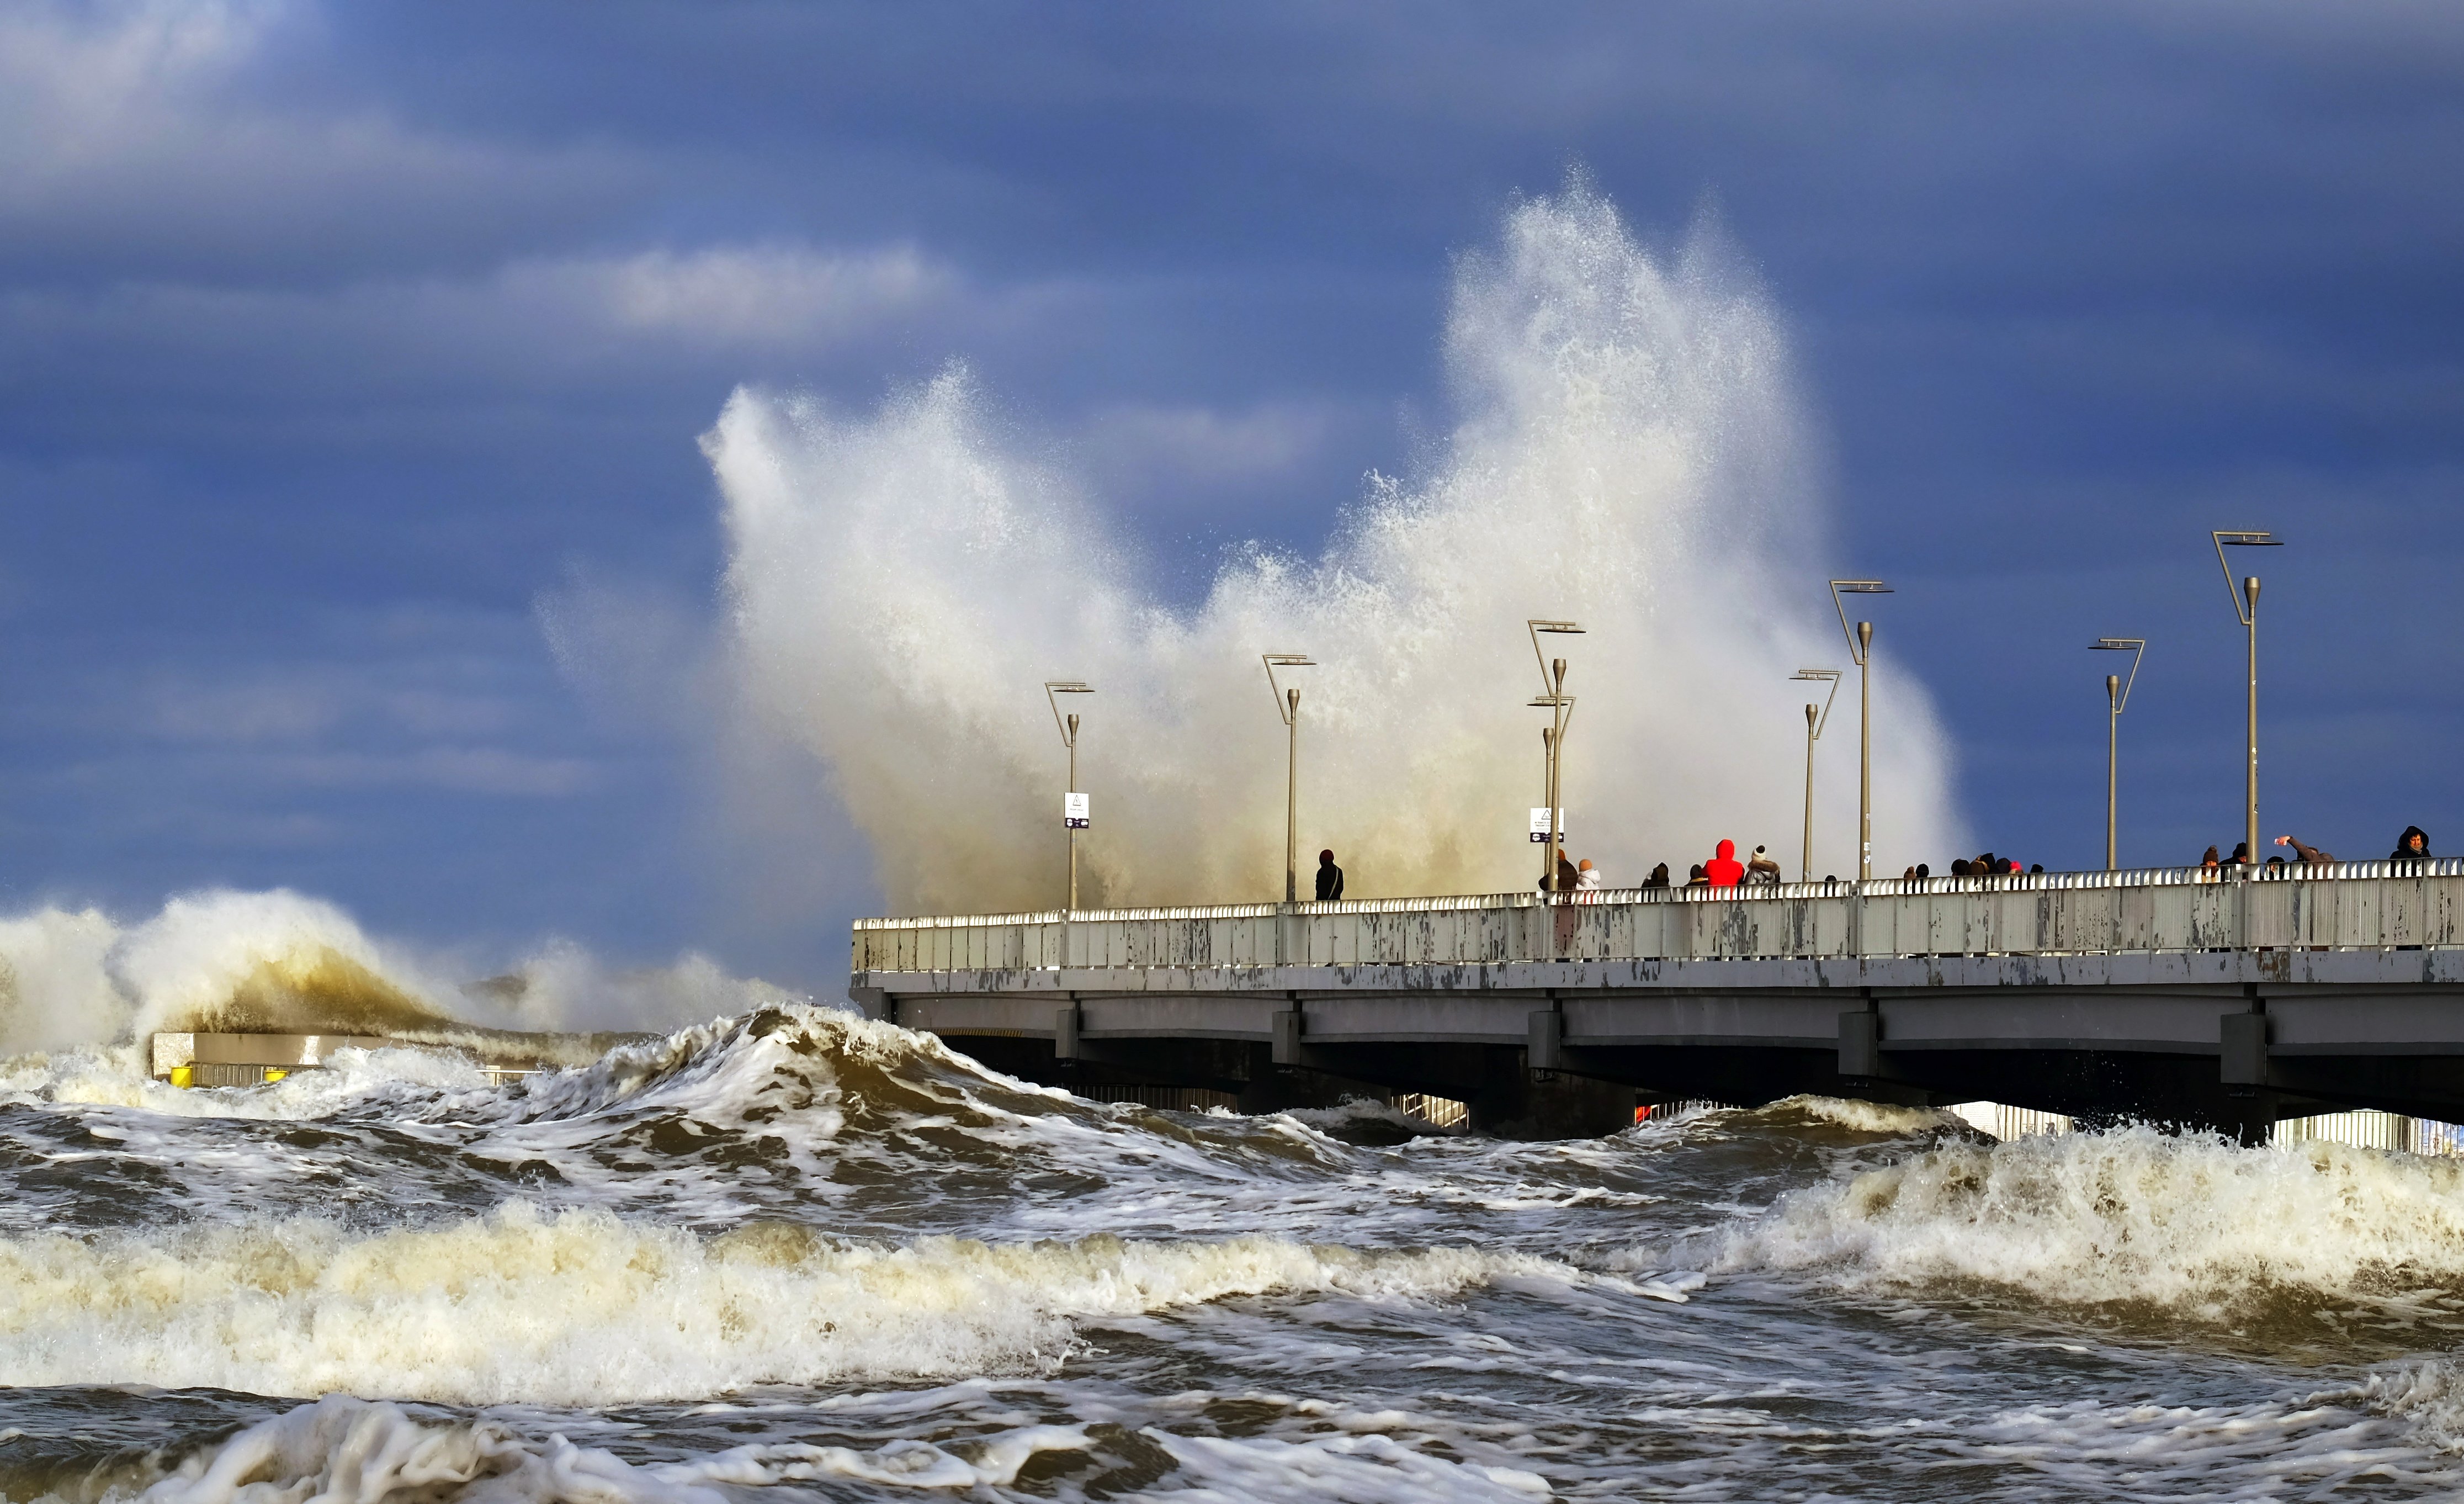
[0,1201,1547,1405]
[131,1395,1091,1504]
[1692,1122,2464,1314]
[704,179,1966,915]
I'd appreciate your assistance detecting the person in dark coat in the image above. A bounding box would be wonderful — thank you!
[1315,849,1344,901]
[1684,863,1709,889]
[1642,862,1671,889]
[2393,826,2433,862]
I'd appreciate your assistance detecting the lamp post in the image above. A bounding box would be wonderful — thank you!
[1262,653,1315,902]
[1044,680,1093,909]
[2088,638,2146,871]
[2212,530,2282,865]
[1829,580,1894,880]
[1790,669,1842,881]
[1527,619,1585,893]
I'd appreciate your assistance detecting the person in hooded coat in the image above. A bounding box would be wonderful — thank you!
[1704,839,1746,888]
[1642,862,1671,889]
[2393,826,2433,862]
[1747,845,1783,885]
[1315,849,1344,901]
[1684,863,1709,889]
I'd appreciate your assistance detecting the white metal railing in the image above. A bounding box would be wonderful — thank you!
[852,862,2464,972]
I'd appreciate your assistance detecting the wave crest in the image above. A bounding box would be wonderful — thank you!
[1691,1124,2464,1317]
[0,1201,1535,1405]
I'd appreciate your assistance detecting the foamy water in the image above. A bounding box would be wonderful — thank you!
[6,899,2462,1500]
[0,1009,2457,1501]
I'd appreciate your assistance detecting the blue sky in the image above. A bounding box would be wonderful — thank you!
[3,2,2461,987]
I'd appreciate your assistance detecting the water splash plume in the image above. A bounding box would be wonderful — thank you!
[713,181,1966,913]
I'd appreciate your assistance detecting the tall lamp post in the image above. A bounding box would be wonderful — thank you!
[1527,619,1585,893]
[2088,637,2146,871]
[2212,530,2282,864]
[1044,680,1093,909]
[1829,580,1894,880]
[1262,653,1315,902]
[1790,669,1842,881]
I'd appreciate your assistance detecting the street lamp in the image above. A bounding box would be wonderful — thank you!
[1829,580,1894,880]
[2212,530,2282,865]
[1262,653,1315,902]
[1527,619,1585,894]
[1044,680,1093,909]
[1790,669,1842,881]
[2088,638,2146,871]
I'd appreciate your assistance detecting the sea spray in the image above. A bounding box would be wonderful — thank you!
[0,888,800,1053]
[709,182,1968,915]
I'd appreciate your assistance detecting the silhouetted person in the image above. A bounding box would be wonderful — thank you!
[1555,848,1580,894]
[2226,841,2251,867]
[2201,846,2221,870]
[1950,859,1972,876]
[1642,862,1671,889]
[2393,826,2433,862]
[1915,863,1930,880]
[1685,863,1709,889]
[1315,849,1344,901]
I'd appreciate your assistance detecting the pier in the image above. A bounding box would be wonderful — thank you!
[851,861,2464,1138]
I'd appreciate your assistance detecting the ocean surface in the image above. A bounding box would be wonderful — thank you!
[0,1004,2461,1502]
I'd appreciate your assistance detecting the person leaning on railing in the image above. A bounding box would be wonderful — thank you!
[2393,825,2433,863]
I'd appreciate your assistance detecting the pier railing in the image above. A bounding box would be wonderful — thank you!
[852,860,2464,972]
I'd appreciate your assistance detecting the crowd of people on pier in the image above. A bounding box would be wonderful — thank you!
[1518,823,2439,899]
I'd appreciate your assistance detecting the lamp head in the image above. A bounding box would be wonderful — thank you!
[1528,619,1585,634]
[2215,530,2281,548]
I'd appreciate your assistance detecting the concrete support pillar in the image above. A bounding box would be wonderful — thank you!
[2221,1012,2268,1086]
[1839,1009,1881,1078]
[1468,1045,1632,1139]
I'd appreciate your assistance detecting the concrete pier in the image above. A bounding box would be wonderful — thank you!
[852,861,2464,1139]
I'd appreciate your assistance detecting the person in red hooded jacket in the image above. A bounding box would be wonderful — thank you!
[1704,839,1746,888]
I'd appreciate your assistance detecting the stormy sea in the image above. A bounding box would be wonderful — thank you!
[0,989,2459,1502]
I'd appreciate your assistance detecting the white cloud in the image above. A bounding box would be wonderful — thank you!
[574,245,954,346]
